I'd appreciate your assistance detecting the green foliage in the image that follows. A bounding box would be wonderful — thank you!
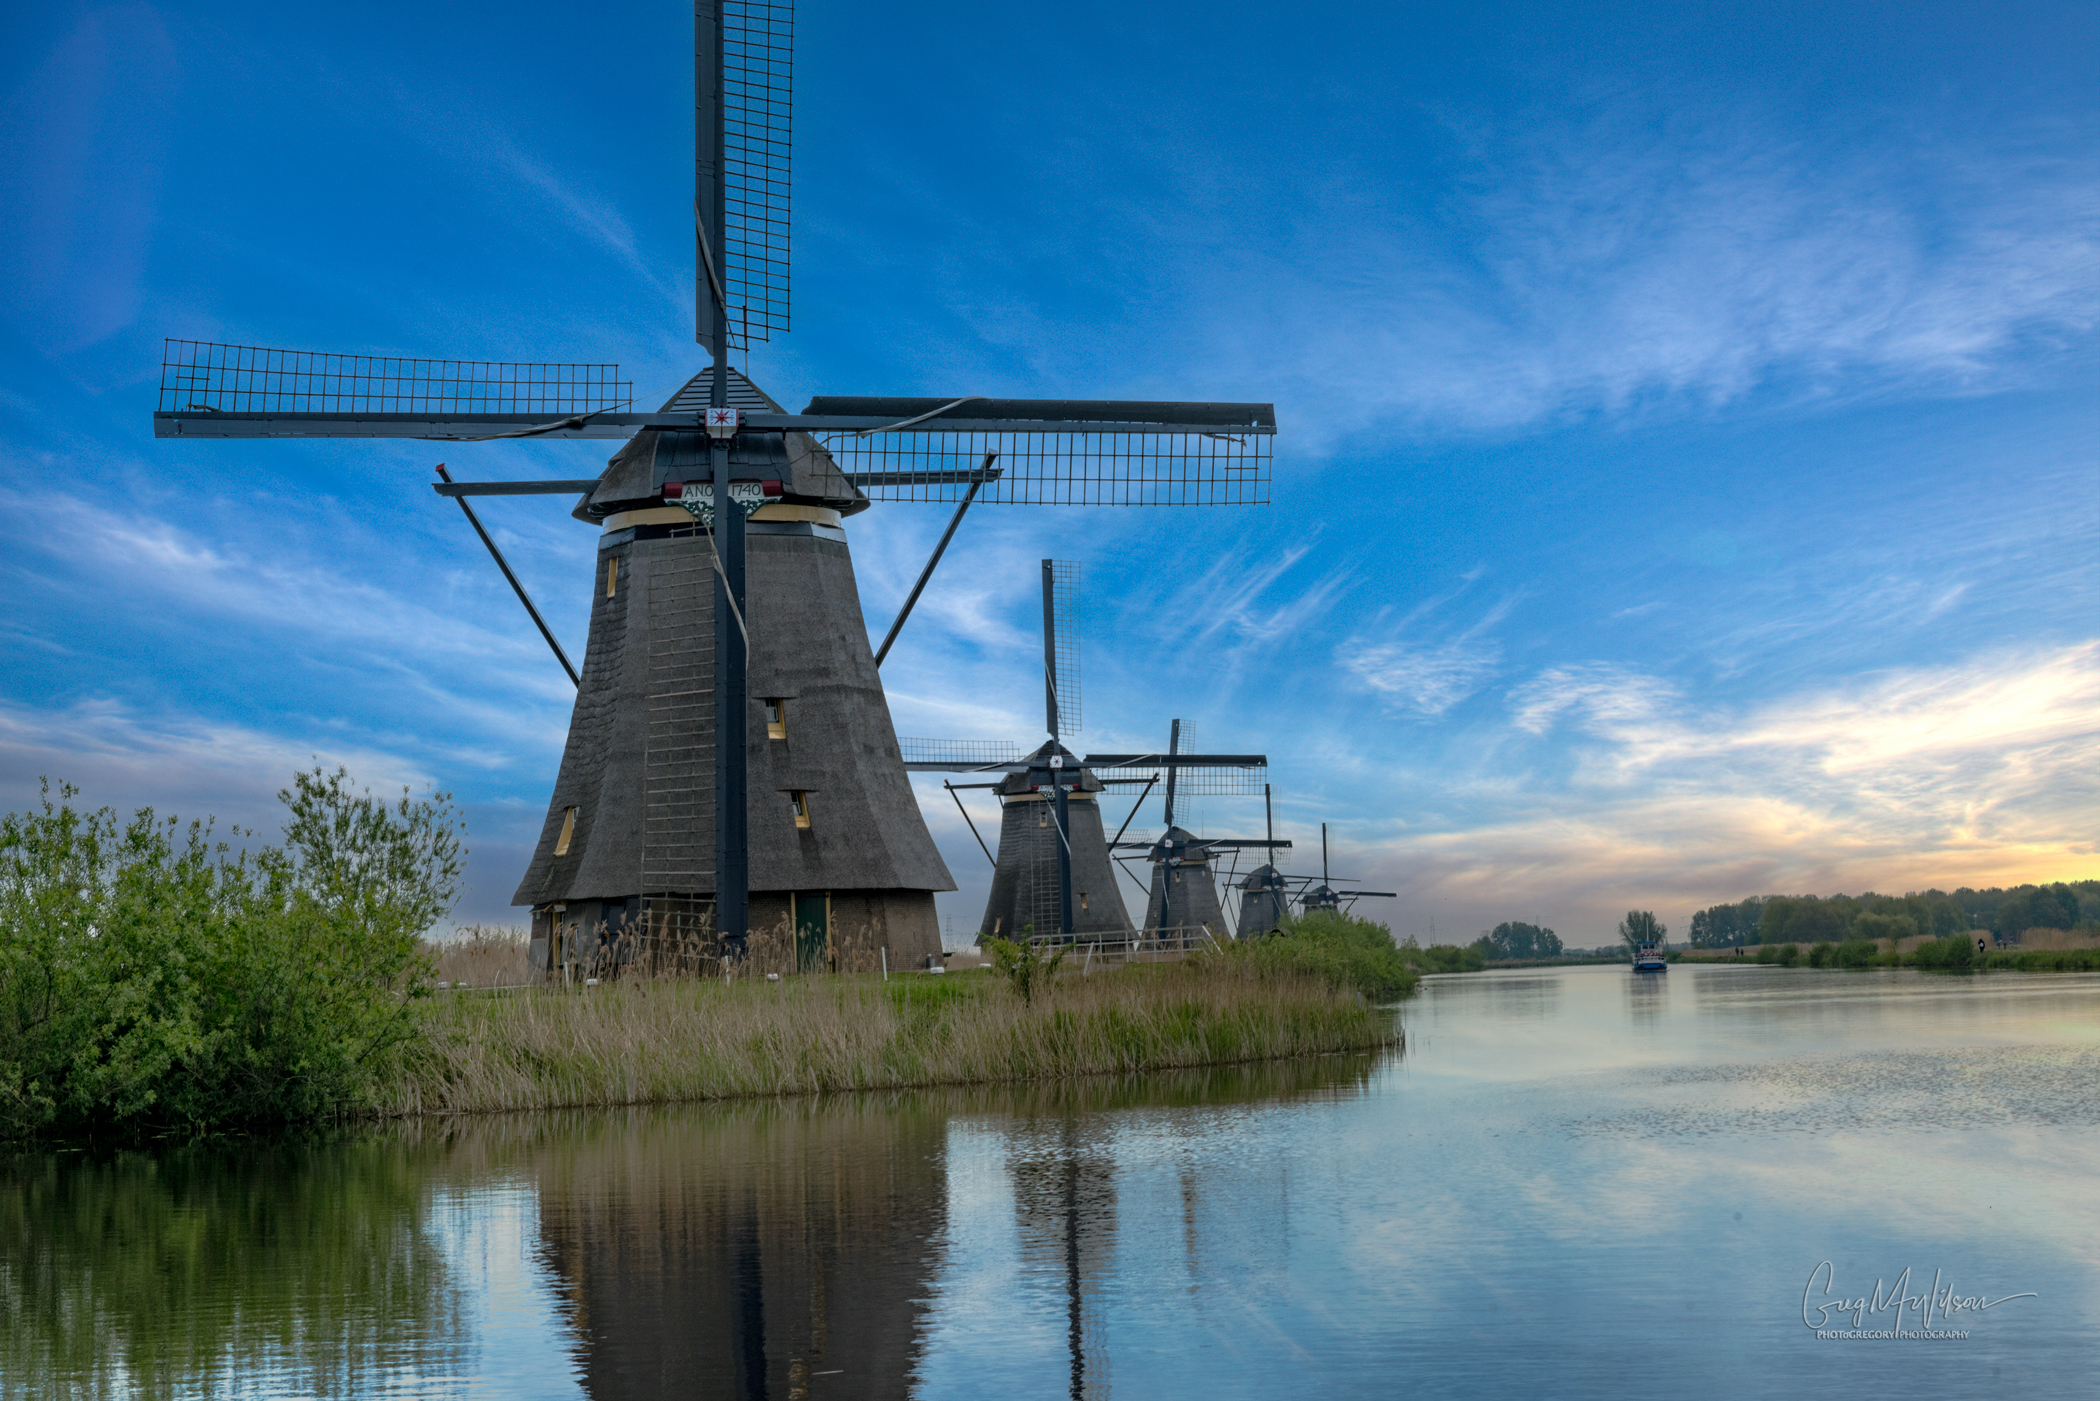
[1910,935,1977,972]
[1405,942,1487,973]
[1759,897,1847,945]
[1617,910,1665,955]
[1242,911,1419,1000]
[1992,882,2084,938]
[1690,898,1765,947]
[1484,921,1562,959]
[1978,947,2100,972]
[1850,911,1917,944]
[983,935,1069,1005]
[1833,938,1880,969]
[0,771,462,1140]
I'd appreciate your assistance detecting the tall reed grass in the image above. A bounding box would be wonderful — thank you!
[383,960,1393,1116]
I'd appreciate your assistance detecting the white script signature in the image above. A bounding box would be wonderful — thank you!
[1801,1261,2036,1331]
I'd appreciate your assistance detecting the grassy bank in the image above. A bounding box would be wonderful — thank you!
[383,960,1396,1116]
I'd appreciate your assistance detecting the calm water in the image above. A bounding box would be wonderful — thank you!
[6,964,2098,1398]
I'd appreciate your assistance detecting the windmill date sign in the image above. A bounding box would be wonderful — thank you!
[154,1,1276,976]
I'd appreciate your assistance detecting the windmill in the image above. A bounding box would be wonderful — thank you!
[1234,784,1293,939]
[152,4,1276,975]
[1104,722,1290,944]
[905,563,1269,945]
[1294,823,1397,919]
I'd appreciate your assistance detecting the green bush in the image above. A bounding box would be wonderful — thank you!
[1979,948,2100,972]
[1807,942,1832,968]
[983,934,1068,1005]
[1754,943,1777,964]
[1406,943,1487,974]
[1909,935,1976,972]
[0,770,462,1140]
[1776,943,1802,967]
[1833,938,1879,969]
[1240,911,1419,1000]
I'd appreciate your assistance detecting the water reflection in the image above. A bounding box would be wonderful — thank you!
[528,1099,949,1400]
[10,974,2097,1400]
[0,1136,466,1396]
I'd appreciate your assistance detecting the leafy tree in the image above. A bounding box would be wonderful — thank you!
[1992,883,2082,939]
[984,934,1068,1005]
[0,769,462,1140]
[1618,910,1665,956]
[1485,921,1562,959]
[1851,911,1917,945]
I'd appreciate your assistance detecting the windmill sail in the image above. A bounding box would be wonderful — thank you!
[697,0,794,354]
[1042,559,1080,739]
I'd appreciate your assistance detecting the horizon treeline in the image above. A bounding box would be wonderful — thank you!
[1687,881,2099,948]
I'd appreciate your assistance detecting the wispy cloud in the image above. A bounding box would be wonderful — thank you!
[1340,584,1520,716]
[1183,106,2100,446]
[1349,642,2100,940]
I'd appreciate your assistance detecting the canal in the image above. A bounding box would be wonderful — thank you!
[5,963,2095,1397]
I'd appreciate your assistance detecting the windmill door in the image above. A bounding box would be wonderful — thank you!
[794,892,829,973]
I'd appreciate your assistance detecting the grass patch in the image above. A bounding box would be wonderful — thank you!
[382,959,1395,1116]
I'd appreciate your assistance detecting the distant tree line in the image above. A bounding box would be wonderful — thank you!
[1469,921,1564,960]
[1687,881,2098,948]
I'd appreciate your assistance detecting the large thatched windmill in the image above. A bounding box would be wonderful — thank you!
[153,3,1275,974]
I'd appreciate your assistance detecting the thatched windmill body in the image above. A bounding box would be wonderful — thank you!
[154,4,1274,975]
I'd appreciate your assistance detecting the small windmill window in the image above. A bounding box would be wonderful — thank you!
[789,791,811,829]
[765,698,787,740]
[555,806,577,856]
[605,557,618,599]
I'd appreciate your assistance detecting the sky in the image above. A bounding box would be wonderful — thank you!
[0,0,2093,948]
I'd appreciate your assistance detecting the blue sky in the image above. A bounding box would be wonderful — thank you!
[1,0,2093,946]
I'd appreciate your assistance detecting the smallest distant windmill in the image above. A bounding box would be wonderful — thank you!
[1296,823,1397,918]
[904,562,1268,944]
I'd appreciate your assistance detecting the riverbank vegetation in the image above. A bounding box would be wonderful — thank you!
[0,773,458,1142]
[385,960,1392,1117]
[1234,911,1421,998]
[1689,882,2099,949]
[2,778,1400,1140]
[1739,936,2100,973]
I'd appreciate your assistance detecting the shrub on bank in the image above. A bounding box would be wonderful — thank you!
[1234,911,1420,1000]
[0,773,461,1140]
[1408,943,1488,974]
[1909,935,1976,972]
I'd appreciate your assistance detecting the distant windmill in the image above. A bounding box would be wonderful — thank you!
[154,4,1276,975]
[1234,784,1293,938]
[1106,722,1290,942]
[907,563,1269,944]
[1294,823,1397,919]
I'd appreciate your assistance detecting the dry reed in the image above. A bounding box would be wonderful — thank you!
[381,960,1394,1117]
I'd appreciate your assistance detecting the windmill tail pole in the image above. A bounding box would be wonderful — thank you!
[1108,775,1159,849]
[875,465,989,667]
[433,464,578,687]
[946,782,997,869]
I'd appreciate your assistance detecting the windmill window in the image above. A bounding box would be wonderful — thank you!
[765,698,787,740]
[605,557,619,598]
[789,791,811,829]
[1080,892,1090,912]
[555,806,578,856]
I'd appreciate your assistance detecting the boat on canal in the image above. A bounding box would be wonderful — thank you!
[1633,941,1667,972]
